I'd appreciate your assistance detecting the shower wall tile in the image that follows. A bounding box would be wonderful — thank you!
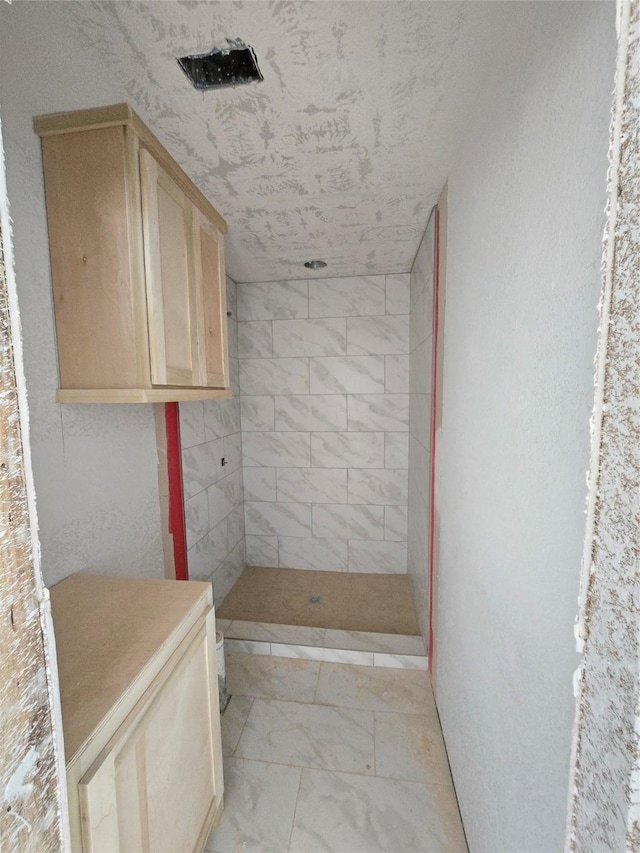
[347,469,408,506]
[223,432,243,474]
[310,356,385,394]
[246,534,278,567]
[348,540,408,574]
[227,504,246,549]
[185,489,209,550]
[240,358,309,396]
[275,395,347,432]
[347,394,410,432]
[182,438,225,499]
[309,276,385,318]
[208,468,243,529]
[243,467,277,502]
[409,393,432,451]
[385,433,409,469]
[312,504,384,541]
[180,401,205,448]
[239,274,410,574]
[385,273,411,315]
[278,537,348,572]
[245,501,312,538]
[213,539,246,607]
[410,285,433,350]
[182,276,245,595]
[410,337,433,395]
[276,468,347,505]
[188,519,229,581]
[243,432,311,468]
[240,396,275,432]
[384,505,409,542]
[203,397,241,442]
[273,318,347,357]
[347,315,410,356]
[237,280,308,321]
[311,432,385,469]
[408,214,437,643]
[385,355,410,394]
[238,321,273,359]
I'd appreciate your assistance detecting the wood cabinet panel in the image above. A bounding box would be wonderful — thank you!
[41,126,143,389]
[193,210,228,388]
[140,149,197,386]
[35,104,230,403]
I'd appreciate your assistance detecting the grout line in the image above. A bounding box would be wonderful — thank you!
[286,766,304,853]
[230,696,254,757]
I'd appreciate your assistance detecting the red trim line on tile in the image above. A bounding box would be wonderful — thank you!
[165,402,188,581]
[428,208,441,671]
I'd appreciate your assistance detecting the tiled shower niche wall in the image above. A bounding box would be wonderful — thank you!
[180,276,246,605]
[407,213,436,642]
[238,275,410,574]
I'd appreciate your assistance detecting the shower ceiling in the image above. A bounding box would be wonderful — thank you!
[60,1,518,282]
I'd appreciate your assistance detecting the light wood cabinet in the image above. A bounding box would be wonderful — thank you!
[34,104,230,403]
[50,574,224,852]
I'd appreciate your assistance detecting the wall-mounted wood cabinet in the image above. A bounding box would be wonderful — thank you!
[34,104,231,403]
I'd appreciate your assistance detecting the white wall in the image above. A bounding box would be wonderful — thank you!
[180,276,246,606]
[434,4,615,851]
[0,3,164,586]
[237,275,410,574]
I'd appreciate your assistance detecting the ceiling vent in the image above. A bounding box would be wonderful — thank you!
[177,39,263,90]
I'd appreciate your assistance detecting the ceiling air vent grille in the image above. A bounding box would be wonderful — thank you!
[177,39,263,90]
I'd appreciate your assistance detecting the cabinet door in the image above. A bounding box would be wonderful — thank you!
[192,209,229,388]
[78,621,222,852]
[140,149,199,386]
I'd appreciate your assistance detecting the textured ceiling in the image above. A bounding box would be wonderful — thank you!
[61,1,513,282]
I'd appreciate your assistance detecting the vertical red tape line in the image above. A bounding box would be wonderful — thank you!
[428,209,441,672]
[165,401,188,581]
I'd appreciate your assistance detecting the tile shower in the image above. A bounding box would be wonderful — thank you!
[180,276,246,606]
[237,274,411,574]
[179,263,435,658]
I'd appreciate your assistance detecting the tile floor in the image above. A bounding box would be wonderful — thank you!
[216,567,420,636]
[206,653,467,853]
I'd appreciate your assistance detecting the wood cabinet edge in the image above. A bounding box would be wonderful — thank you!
[34,103,228,234]
[56,388,233,404]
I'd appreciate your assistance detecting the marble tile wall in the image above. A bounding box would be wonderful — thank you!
[181,276,246,605]
[238,275,410,574]
[407,212,436,642]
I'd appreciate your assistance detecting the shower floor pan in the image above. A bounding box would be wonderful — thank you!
[216,566,426,659]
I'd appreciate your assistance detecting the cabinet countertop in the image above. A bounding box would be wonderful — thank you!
[50,573,211,764]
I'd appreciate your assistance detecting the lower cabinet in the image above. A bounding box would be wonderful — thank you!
[51,574,223,853]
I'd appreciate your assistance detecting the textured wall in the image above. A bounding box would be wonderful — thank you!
[568,3,640,848]
[407,212,436,644]
[0,219,65,853]
[180,276,246,606]
[238,275,409,574]
[433,4,615,851]
[0,2,165,588]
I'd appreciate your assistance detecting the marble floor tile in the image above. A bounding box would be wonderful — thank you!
[204,757,301,853]
[374,712,453,786]
[226,652,320,703]
[315,662,437,715]
[235,698,375,775]
[220,694,253,756]
[289,768,467,853]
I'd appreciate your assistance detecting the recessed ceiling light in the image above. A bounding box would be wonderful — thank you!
[304,260,327,270]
